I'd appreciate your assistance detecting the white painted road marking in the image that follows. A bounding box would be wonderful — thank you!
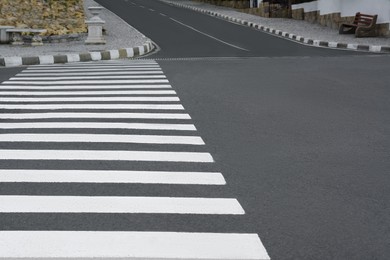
[0,90,176,95]
[24,68,161,73]
[0,149,214,162]
[0,84,172,90]
[170,18,250,51]
[25,67,162,72]
[0,170,225,185]
[0,112,191,119]
[0,231,270,259]
[0,196,243,214]
[0,133,205,145]
[17,71,164,76]
[3,79,170,84]
[28,64,158,69]
[0,60,270,259]
[10,75,167,80]
[0,103,185,110]
[0,122,197,131]
[0,96,180,102]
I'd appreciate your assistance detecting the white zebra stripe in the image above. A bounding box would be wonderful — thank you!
[3,79,169,85]
[0,104,184,110]
[0,170,225,185]
[0,90,176,96]
[0,96,179,102]
[27,65,159,70]
[10,75,166,80]
[0,231,270,259]
[0,84,172,90]
[0,133,205,145]
[17,71,164,76]
[23,67,162,72]
[0,149,213,162]
[0,196,243,214]
[0,122,196,131]
[0,112,191,119]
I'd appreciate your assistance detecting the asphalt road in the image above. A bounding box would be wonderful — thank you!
[96,0,363,58]
[1,0,389,259]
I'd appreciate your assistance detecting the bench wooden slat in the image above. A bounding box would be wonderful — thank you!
[339,12,377,37]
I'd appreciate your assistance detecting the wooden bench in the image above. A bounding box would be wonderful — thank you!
[6,28,47,46]
[339,12,378,37]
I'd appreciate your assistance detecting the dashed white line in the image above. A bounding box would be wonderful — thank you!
[170,18,250,51]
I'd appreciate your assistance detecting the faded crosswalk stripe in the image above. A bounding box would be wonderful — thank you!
[0,60,270,259]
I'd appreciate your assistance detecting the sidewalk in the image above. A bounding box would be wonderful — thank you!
[0,0,154,67]
[162,0,390,53]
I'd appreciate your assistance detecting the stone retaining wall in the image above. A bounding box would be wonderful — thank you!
[0,0,87,36]
[239,2,288,18]
[193,0,250,9]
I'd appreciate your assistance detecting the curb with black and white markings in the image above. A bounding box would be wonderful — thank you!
[163,1,390,54]
[0,41,155,68]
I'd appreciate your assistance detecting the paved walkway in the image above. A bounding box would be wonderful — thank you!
[162,0,390,52]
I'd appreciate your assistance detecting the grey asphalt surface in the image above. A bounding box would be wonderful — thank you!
[157,56,390,259]
[1,0,390,259]
[95,0,367,58]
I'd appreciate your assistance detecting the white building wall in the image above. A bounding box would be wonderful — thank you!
[339,0,390,23]
[318,0,340,15]
[292,1,318,12]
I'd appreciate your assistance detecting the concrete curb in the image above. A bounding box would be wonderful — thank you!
[0,41,155,67]
[164,1,390,54]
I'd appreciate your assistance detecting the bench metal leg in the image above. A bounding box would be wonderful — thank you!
[11,32,24,45]
[339,24,357,34]
[31,33,44,46]
[356,27,377,37]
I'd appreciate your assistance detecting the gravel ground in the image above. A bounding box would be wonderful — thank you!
[162,0,390,47]
[0,0,150,58]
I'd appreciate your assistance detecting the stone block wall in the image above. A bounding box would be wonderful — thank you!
[0,0,87,35]
[292,8,304,20]
[193,0,250,9]
[318,12,340,30]
[239,2,289,18]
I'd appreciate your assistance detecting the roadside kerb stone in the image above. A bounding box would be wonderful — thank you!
[0,42,155,67]
[161,0,390,54]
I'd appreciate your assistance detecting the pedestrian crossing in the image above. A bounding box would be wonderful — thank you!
[0,60,270,259]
